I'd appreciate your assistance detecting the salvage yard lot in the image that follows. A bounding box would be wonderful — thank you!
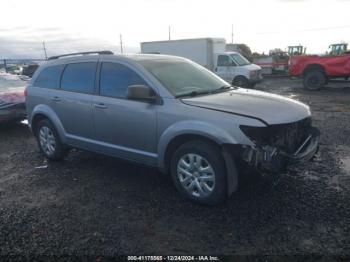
[0,77,350,257]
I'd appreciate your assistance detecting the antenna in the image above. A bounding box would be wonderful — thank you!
[169,26,171,40]
[42,42,48,60]
[120,34,124,54]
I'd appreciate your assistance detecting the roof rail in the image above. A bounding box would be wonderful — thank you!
[48,50,113,60]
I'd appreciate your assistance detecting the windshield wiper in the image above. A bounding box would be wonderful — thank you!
[176,90,211,98]
[176,85,233,98]
[210,85,234,93]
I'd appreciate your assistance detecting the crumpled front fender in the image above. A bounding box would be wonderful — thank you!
[157,120,239,171]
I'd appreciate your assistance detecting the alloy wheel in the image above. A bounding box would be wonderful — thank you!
[39,126,56,156]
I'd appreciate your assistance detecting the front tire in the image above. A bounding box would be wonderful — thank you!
[233,76,249,88]
[248,82,256,88]
[170,140,227,205]
[35,119,65,160]
[303,70,326,90]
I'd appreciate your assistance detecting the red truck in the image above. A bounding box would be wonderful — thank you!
[289,54,350,90]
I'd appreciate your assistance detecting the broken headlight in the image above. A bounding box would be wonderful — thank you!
[240,125,270,144]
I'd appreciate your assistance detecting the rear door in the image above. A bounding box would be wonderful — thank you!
[92,61,158,165]
[51,61,97,143]
[27,64,64,121]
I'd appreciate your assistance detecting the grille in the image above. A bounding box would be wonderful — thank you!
[240,117,312,154]
[268,117,312,153]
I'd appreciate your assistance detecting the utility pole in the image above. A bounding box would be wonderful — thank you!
[168,26,171,40]
[42,42,48,60]
[231,24,234,44]
[3,59,7,73]
[120,34,124,54]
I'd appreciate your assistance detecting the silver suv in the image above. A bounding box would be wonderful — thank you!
[26,51,320,205]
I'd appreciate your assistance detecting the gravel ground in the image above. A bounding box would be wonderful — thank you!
[0,78,350,259]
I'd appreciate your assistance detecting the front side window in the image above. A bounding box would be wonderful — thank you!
[217,55,233,66]
[99,62,147,99]
[34,65,64,89]
[61,62,96,94]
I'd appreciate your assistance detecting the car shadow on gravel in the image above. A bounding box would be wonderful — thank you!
[9,146,344,256]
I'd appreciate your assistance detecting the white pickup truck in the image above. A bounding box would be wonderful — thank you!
[140,38,262,88]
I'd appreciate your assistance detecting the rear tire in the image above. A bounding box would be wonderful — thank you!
[233,76,249,88]
[35,119,66,161]
[303,70,326,90]
[170,140,227,205]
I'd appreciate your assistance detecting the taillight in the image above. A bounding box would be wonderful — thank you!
[24,86,28,97]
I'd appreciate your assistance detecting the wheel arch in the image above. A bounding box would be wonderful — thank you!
[158,121,238,172]
[32,113,49,134]
[161,132,240,197]
[162,134,221,174]
[303,64,326,76]
[232,75,248,84]
[30,105,66,142]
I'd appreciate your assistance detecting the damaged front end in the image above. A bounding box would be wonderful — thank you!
[239,117,320,173]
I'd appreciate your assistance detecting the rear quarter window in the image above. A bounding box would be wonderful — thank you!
[61,62,96,94]
[34,65,65,89]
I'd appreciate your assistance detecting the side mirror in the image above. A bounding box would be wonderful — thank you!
[126,85,157,103]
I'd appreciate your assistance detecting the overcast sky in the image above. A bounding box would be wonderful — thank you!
[1,0,350,58]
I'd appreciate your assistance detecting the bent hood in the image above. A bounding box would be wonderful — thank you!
[181,88,311,125]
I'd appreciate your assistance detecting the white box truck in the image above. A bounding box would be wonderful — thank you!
[140,38,262,87]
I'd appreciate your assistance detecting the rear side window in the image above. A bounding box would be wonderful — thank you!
[100,62,147,98]
[34,65,64,89]
[61,62,96,94]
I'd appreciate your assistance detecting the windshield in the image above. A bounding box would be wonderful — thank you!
[230,53,250,66]
[139,59,231,97]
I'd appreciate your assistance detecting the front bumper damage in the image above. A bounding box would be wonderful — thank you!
[241,123,320,173]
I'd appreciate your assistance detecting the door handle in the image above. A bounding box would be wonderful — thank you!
[215,67,218,72]
[51,96,61,102]
[94,103,107,109]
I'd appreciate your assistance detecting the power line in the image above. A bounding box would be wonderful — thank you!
[258,25,350,35]
[231,24,233,44]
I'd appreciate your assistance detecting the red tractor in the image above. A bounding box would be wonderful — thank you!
[289,44,350,90]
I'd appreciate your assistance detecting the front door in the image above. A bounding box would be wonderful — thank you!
[215,54,237,83]
[92,62,158,165]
